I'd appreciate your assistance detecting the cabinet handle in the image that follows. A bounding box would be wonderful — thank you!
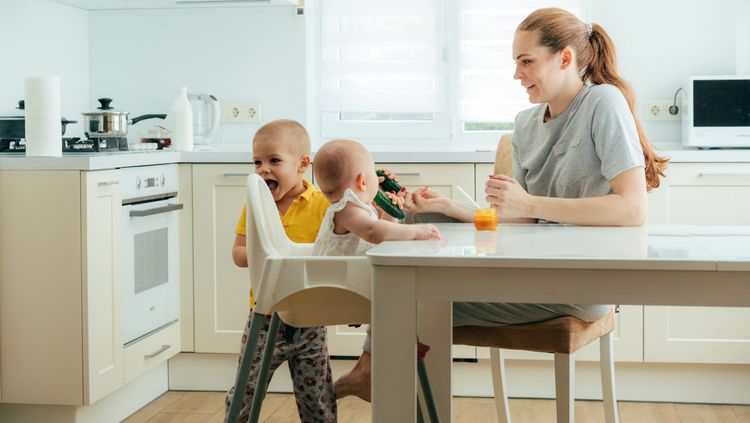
[97,181,119,187]
[698,172,750,178]
[130,203,184,217]
[395,172,421,177]
[223,173,250,177]
[144,344,171,359]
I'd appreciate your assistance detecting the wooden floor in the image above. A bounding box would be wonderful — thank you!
[124,391,750,422]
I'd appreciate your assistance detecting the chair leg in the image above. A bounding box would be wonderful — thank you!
[599,333,619,423]
[489,348,511,423]
[247,313,282,423]
[554,353,575,423]
[227,311,267,423]
[417,358,442,423]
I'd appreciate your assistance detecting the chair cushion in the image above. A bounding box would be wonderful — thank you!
[453,308,614,354]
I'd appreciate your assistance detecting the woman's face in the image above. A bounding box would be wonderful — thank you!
[512,30,566,104]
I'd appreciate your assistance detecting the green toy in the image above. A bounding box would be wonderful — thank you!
[374,169,405,219]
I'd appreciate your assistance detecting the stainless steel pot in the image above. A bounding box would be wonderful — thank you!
[82,98,166,138]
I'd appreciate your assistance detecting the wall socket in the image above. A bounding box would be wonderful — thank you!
[646,100,680,121]
[222,103,261,123]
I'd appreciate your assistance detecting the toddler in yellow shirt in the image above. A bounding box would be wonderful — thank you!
[225,119,334,422]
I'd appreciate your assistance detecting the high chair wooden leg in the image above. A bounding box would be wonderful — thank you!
[490,348,511,423]
[600,333,619,423]
[248,313,281,423]
[227,311,267,423]
[554,353,575,423]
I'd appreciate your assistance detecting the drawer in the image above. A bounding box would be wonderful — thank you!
[666,163,750,186]
[124,322,181,383]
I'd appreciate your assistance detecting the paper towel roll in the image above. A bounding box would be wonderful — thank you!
[24,76,62,157]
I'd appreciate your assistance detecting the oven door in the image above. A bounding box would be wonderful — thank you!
[122,197,182,345]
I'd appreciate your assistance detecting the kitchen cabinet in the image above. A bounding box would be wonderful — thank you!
[0,170,123,405]
[644,163,750,364]
[191,164,313,353]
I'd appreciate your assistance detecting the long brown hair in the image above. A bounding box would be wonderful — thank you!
[518,8,668,190]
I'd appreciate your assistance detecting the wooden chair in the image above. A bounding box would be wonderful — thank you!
[453,134,619,423]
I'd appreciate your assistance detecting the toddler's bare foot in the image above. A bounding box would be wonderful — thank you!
[334,352,372,402]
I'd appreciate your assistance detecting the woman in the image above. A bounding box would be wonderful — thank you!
[335,7,668,401]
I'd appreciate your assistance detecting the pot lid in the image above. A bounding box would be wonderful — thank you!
[82,98,129,116]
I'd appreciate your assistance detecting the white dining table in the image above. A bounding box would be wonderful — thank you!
[366,223,750,422]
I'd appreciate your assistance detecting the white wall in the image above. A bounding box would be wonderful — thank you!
[590,0,739,146]
[88,6,306,146]
[0,0,90,138]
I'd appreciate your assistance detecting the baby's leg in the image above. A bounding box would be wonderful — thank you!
[287,326,337,423]
[224,311,292,422]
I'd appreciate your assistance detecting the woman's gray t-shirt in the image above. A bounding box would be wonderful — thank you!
[452,84,644,327]
[512,83,645,203]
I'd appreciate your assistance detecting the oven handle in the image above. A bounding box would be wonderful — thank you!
[129,203,184,217]
[144,344,171,359]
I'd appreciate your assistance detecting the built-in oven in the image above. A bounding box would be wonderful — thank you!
[121,164,181,345]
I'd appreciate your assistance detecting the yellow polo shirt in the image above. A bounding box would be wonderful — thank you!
[235,179,329,306]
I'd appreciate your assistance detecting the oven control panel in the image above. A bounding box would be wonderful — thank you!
[120,164,179,201]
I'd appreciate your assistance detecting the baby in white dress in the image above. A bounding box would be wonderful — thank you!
[312,139,441,257]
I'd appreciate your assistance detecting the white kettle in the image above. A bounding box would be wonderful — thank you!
[188,93,221,145]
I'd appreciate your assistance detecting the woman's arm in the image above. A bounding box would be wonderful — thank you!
[232,234,248,267]
[404,187,476,223]
[486,167,647,226]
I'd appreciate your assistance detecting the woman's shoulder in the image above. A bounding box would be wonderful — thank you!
[585,84,626,103]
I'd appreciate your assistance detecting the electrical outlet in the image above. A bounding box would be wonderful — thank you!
[222,103,243,122]
[246,104,261,123]
[646,100,680,121]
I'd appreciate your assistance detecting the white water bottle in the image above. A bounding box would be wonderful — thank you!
[171,86,193,151]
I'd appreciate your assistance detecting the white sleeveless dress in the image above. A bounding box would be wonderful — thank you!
[312,188,377,256]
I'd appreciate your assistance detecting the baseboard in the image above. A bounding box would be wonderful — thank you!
[168,353,750,405]
[0,363,168,423]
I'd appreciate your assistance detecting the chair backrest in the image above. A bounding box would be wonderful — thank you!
[245,174,290,296]
[494,133,513,178]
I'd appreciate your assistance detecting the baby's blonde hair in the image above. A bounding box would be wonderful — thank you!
[314,139,371,200]
[252,119,311,157]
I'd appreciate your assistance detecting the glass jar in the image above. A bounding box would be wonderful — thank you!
[474,207,498,231]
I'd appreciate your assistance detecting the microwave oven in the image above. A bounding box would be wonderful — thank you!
[682,75,750,148]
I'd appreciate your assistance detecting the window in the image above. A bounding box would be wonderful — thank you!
[311,0,582,143]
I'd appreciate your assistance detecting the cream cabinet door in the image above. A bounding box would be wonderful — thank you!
[82,170,125,403]
[192,164,313,353]
[326,164,477,359]
[645,163,750,364]
[193,164,257,353]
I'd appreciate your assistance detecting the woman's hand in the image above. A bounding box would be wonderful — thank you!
[404,186,452,214]
[485,174,535,219]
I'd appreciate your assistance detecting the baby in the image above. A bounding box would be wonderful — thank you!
[312,139,441,256]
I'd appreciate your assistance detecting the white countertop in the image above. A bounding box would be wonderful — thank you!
[2,143,750,171]
[367,224,750,271]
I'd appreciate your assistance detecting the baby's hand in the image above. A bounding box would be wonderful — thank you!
[375,191,405,222]
[414,224,441,240]
[377,167,399,187]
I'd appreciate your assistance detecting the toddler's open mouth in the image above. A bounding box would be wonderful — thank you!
[265,179,279,192]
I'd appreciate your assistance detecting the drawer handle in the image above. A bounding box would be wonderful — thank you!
[144,344,171,359]
[395,172,421,177]
[97,181,119,187]
[223,173,250,177]
[698,172,750,178]
[130,203,183,217]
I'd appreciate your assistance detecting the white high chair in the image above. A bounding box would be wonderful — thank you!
[226,174,441,423]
